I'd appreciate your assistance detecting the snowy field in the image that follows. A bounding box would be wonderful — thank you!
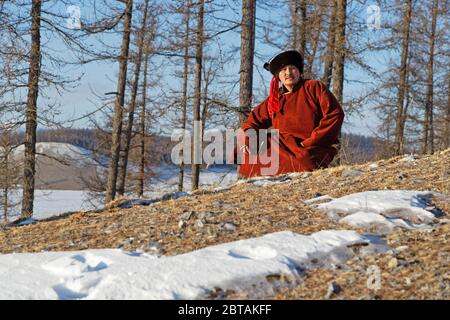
[4,165,238,222]
[5,190,100,221]
[0,230,373,299]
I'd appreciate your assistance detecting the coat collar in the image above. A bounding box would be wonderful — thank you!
[280,77,305,96]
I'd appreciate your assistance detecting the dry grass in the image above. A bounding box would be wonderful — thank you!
[0,149,449,299]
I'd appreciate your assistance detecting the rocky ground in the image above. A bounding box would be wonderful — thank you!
[1,149,449,299]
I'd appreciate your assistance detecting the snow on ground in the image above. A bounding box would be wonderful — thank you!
[146,165,238,196]
[306,190,443,234]
[0,230,384,300]
[6,190,100,221]
[3,165,237,221]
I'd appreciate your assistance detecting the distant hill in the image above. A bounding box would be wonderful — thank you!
[13,128,175,166]
[11,142,102,190]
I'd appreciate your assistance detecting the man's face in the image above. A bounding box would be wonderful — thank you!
[278,65,301,88]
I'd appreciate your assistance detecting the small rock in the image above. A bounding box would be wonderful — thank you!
[366,256,376,264]
[178,211,194,221]
[314,192,323,198]
[178,220,187,229]
[399,155,417,162]
[405,277,412,286]
[325,281,342,299]
[387,257,398,269]
[301,172,312,178]
[140,241,164,256]
[395,245,409,252]
[206,226,217,238]
[118,237,134,249]
[342,168,363,177]
[198,211,222,220]
[218,222,238,232]
[338,180,351,187]
[194,219,205,229]
[105,223,121,234]
[212,201,233,209]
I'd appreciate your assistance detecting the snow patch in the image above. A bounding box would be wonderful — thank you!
[0,230,379,299]
[308,190,443,234]
[399,155,418,162]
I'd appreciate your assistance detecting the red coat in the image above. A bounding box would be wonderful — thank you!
[237,79,344,177]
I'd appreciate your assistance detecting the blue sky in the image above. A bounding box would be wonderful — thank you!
[32,0,392,137]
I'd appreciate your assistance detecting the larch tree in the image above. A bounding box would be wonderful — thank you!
[238,0,256,125]
[117,0,149,197]
[105,0,133,204]
[191,0,205,191]
[393,0,413,156]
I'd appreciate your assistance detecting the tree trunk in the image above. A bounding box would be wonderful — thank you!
[331,0,346,105]
[201,72,210,137]
[3,186,7,222]
[445,71,450,149]
[138,51,150,197]
[117,0,149,196]
[305,4,324,78]
[323,0,337,89]
[394,0,412,156]
[289,0,306,69]
[191,0,204,191]
[421,0,438,154]
[178,0,191,192]
[3,150,9,222]
[238,0,256,125]
[105,0,133,204]
[21,0,42,218]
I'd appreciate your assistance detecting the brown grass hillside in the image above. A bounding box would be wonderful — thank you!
[1,149,449,299]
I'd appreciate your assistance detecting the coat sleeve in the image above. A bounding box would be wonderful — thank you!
[241,98,272,131]
[301,81,344,148]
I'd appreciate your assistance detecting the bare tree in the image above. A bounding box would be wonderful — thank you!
[445,71,450,149]
[331,0,347,105]
[21,0,42,218]
[238,0,256,124]
[178,0,192,192]
[191,0,205,191]
[138,48,150,197]
[394,0,413,155]
[0,127,21,222]
[421,0,438,154]
[105,0,133,204]
[117,0,149,197]
[323,0,337,88]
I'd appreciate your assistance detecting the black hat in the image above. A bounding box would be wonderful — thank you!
[263,50,304,76]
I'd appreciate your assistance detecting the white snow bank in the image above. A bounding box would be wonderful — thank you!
[308,190,443,233]
[0,230,377,300]
[6,190,100,221]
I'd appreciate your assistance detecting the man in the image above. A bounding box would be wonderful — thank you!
[236,49,344,177]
